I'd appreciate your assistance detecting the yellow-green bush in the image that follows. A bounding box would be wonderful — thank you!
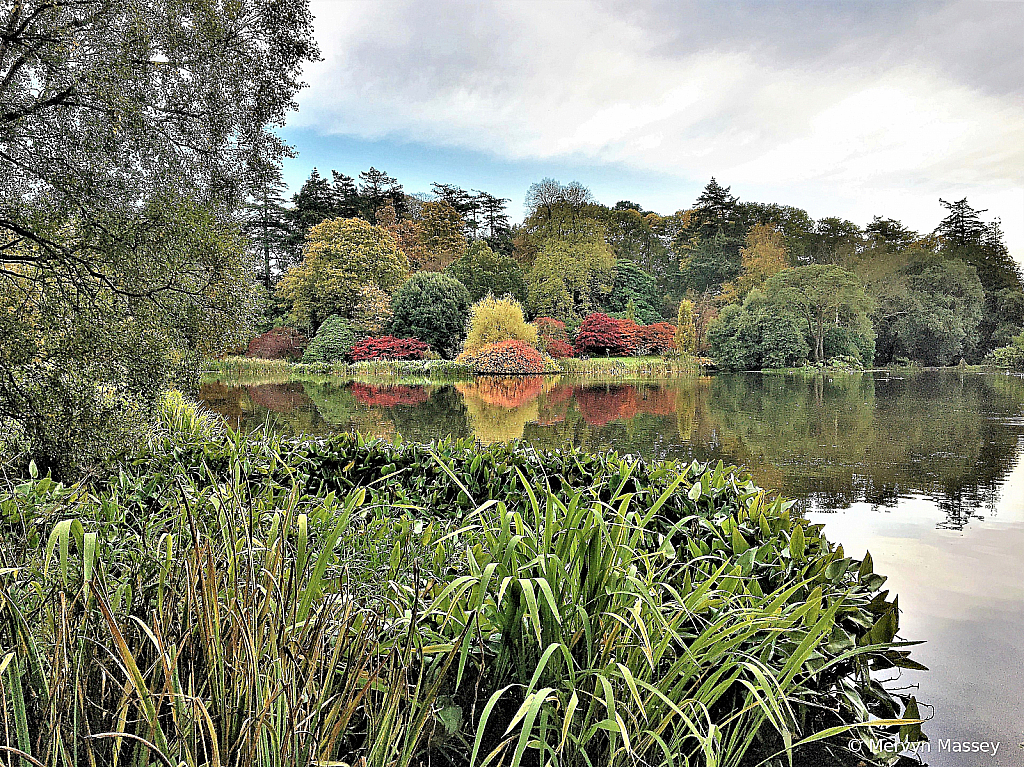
[463,294,537,352]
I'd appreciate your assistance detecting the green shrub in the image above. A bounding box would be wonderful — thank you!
[989,332,1024,371]
[302,315,356,363]
[391,271,472,358]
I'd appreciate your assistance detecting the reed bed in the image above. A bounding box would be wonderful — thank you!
[0,394,923,767]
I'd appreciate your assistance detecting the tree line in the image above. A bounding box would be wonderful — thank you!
[257,168,1024,370]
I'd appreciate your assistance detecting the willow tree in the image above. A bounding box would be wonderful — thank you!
[0,0,318,475]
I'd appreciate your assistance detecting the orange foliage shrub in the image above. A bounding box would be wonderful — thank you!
[468,376,545,408]
[456,339,550,374]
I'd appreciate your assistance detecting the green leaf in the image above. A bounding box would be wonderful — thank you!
[789,524,805,560]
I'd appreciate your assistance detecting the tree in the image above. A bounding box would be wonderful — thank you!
[350,284,394,341]
[598,206,676,298]
[526,236,614,322]
[285,169,362,259]
[446,241,528,304]
[676,233,742,294]
[739,202,816,264]
[523,179,600,243]
[719,224,790,304]
[607,259,660,323]
[810,218,863,266]
[676,300,697,354]
[935,198,1023,354]
[763,265,873,364]
[464,295,538,351]
[872,257,984,366]
[358,167,404,223]
[390,272,472,358]
[244,161,293,290]
[686,178,744,241]
[865,217,917,253]
[277,218,409,332]
[411,201,468,271]
[0,0,316,474]
[707,291,809,371]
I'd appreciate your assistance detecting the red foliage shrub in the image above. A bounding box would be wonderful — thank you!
[350,336,430,361]
[456,339,547,374]
[533,317,568,341]
[574,313,632,356]
[349,383,429,407]
[574,314,677,356]
[246,327,308,360]
[633,322,677,355]
[545,339,575,359]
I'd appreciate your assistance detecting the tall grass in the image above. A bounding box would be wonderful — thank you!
[558,355,701,378]
[0,397,923,767]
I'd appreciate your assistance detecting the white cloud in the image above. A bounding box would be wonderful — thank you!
[294,0,1024,253]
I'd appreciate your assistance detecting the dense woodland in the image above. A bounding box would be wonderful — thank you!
[253,167,1024,370]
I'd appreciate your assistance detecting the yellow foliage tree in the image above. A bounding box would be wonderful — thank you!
[277,218,409,332]
[411,200,468,271]
[464,295,538,352]
[719,224,790,304]
[675,299,697,354]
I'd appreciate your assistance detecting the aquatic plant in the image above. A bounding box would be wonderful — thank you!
[0,398,924,767]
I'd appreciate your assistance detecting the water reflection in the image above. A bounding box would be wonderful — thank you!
[199,371,1024,529]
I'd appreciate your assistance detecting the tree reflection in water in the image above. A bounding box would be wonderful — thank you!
[199,370,1024,530]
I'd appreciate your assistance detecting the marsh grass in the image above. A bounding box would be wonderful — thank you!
[0,395,923,767]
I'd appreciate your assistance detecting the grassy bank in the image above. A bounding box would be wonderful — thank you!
[0,394,923,767]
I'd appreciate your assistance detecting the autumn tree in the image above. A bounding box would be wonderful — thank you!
[411,200,469,271]
[277,219,409,332]
[719,224,791,304]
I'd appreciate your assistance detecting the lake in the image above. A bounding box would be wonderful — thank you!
[200,370,1024,765]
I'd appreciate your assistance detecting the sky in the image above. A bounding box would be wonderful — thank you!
[279,0,1024,259]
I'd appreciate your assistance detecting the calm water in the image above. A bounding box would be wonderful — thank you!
[200,370,1024,765]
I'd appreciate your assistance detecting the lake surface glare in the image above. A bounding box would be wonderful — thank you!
[200,370,1024,766]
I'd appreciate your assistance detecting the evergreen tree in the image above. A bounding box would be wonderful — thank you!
[244,162,292,289]
[359,167,403,223]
